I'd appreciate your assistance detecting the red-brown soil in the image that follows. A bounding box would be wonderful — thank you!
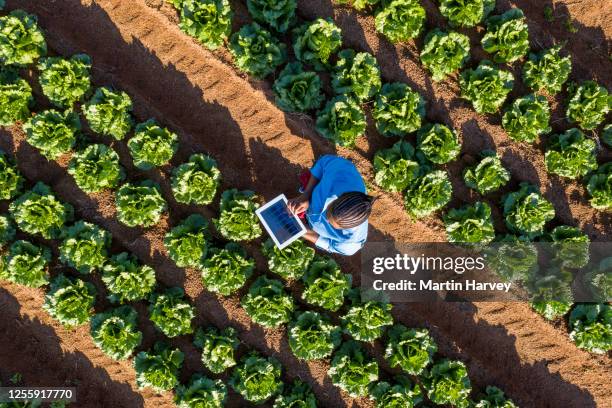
[1,0,611,407]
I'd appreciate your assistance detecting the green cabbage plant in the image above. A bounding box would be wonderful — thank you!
[230,352,283,404]
[102,252,157,303]
[1,240,50,288]
[164,214,210,269]
[43,274,96,327]
[502,183,555,238]
[316,95,366,147]
[90,306,143,360]
[241,275,295,328]
[332,49,381,102]
[272,62,324,112]
[485,235,538,283]
[128,119,178,170]
[375,0,425,43]
[0,68,32,125]
[328,341,379,397]
[201,243,254,295]
[583,257,612,303]
[23,109,80,160]
[68,144,125,193]
[38,54,91,108]
[273,380,317,408]
[522,45,571,95]
[404,170,452,219]
[0,214,15,247]
[343,300,393,342]
[246,0,296,33]
[82,87,133,140]
[417,123,461,164]
[178,0,233,50]
[586,162,611,210]
[474,386,518,408]
[420,30,470,81]
[602,124,612,148]
[0,10,46,66]
[463,152,510,195]
[438,0,495,28]
[134,342,184,392]
[566,81,611,130]
[548,225,590,269]
[460,60,514,114]
[544,128,597,179]
[502,94,551,143]
[373,140,420,192]
[301,256,351,312]
[213,189,262,241]
[171,153,221,205]
[194,326,239,374]
[531,299,572,321]
[0,149,23,200]
[148,287,195,338]
[175,374,227,408]
[229,22,286,78]
[370,376,423,408]
[115,180,167,228]
[59,221,111,274]
[569,303,611,354]
[373,82,425,137]
[444,201,495,244]
[292,18,342,71]
[262,238,315,280]
[422,359,471,406]
[384,324,437,375]
[288,311,341,360]
[481,8,530,63]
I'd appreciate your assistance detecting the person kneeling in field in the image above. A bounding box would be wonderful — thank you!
[288,155,374,256]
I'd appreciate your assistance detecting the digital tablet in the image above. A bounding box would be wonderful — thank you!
[256,194,307,250]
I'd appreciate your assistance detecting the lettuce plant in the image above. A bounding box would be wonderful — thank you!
[528,270,573,320]
[373,82,425,137]
[332,49,381,102]
[43,274,96,327]
[68,144,125,193]
[0,10,47,66]
[1,240,50,288]
[544,128,597,179]
[444,201,495,244]
[548,225,590,269]
[328,341,379,397]
[288,311,341,360]
[385,324,437,375]
[59,221,111,274]
[531,300,571,321]
[417,123,461,164]
[293,18,342,71]
[178,0,233,50]
[272,62,324,112]
[420,30,470,81]
[586,162,611,210]
[273,380,317,408]
[148,287,195,338]
[102,252,157,303]
[23,109,80,160]
[502,183,554,238]
[370,376,423,408]
[375,0,425,43]
[83,87,133,140]
[566,81,611,130]
[502,94,551,143]
[481,8,530,63]
[134,342,184,392]
[247,0,296,33]
[164,214,210,269]
[175,374,227,408]
[343,300,393,342]
[0,68,32,125]
[214,189,262,241]
[230,352,283,404]
[522,45,572,95]
[115,180,167,228]
[602,124,612,148]
[438,0,495,28]
[128,119,178,170]
[422,359,471,406]
[38,54,91,108]
[316,96,366,147]
[0,214,15,247]
[201,243,254,295]
[9,182,73,239]
[460,61,514,114]
[584,257,612,303]
[171,153,221,205]
[0,150,23,200]
[262,238,315,280]
[301,256,351,312]
[474,386,518,408]
[463,152,510,195]
[404,170,452,219]
[373,140,420,193]
[229,23,286,78]
[485,235,538,283]
[569,303,611,354]
[90,306,142,360]
[194,326,239,374]
[241,275,295,328]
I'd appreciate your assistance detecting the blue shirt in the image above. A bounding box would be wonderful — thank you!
[306,155,369,256]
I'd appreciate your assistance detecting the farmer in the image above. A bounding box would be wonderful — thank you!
[287,154,374,256]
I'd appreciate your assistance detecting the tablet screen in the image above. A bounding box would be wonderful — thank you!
[258,198,304,246]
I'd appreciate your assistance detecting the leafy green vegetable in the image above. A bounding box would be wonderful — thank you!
[171,153,221,205]
[548,225,590,269]
[404,170,452,219]
[23,109,80,160]
[213,189,262,241]
[420,29,470,81]
[444,201,495,244]
[164,214,210,269]
[102,252,157,303]
[134,342,184,392]
[438,0,495,28]
[332,49,381,102]
[241,275,295,328]
[82,87,133,140]
[328,341,378,397]
[481,8,529,63]
[128,119,178,170]
[59,221,111,274]
[247,0,296,33]
[68,144,125,193]
[272,62,324,113]
[485,235,538,283]
[544,128,597,179]
[230,352,283,404]
[370,376,423,408]
[569,303,611,354]
[1,240,50,288]
[528,269,573,318]
[0,149,23,200]
[288,310,341,360]
[194,326,239,374]
[531,300,571,321]
[566,81,611,130]
[343,300,393,342]
[0,68,32,126]
[148,287,195,338]
[502,94,551,143]
[375,0,425,43]
[522,45,572,95]
[474,386,518,408]
[316,95,366,147]
[9,182,73,239]
[0,214,15,247]
[115,180,167,228]
[384,324,437,375]
[90,306,142,360]
[179,0,233,50]
[0,10,46,66]
[38,54,91,108]
[175,374,227,408]
[584,257,612,303]
[373,82,425,137]
[422,359,471,406]
[273,379,317,408]
[502,183,555,238]
[463,152,510,195]
[417,123,461,164]
[373,140,420,193]
[229,22,286,78]
[460,60,514,114]
[586,162,611,210]
[201,243,254,295]
[293,18,342,71]
[301,256,351,312]
[602,124,612,148]
[262,238,315,280]
[43,274,96,327]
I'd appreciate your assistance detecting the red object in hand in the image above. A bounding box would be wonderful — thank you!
[297,170,311,219]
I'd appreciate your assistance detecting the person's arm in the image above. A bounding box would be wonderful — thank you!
[313,235,363,256]
[287,174,319,215]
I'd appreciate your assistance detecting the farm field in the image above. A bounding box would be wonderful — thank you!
[0,0,610,407]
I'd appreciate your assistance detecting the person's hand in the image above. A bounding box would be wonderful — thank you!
[287,194,309,215]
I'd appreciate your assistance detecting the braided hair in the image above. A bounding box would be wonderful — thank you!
[328,192,375,229]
